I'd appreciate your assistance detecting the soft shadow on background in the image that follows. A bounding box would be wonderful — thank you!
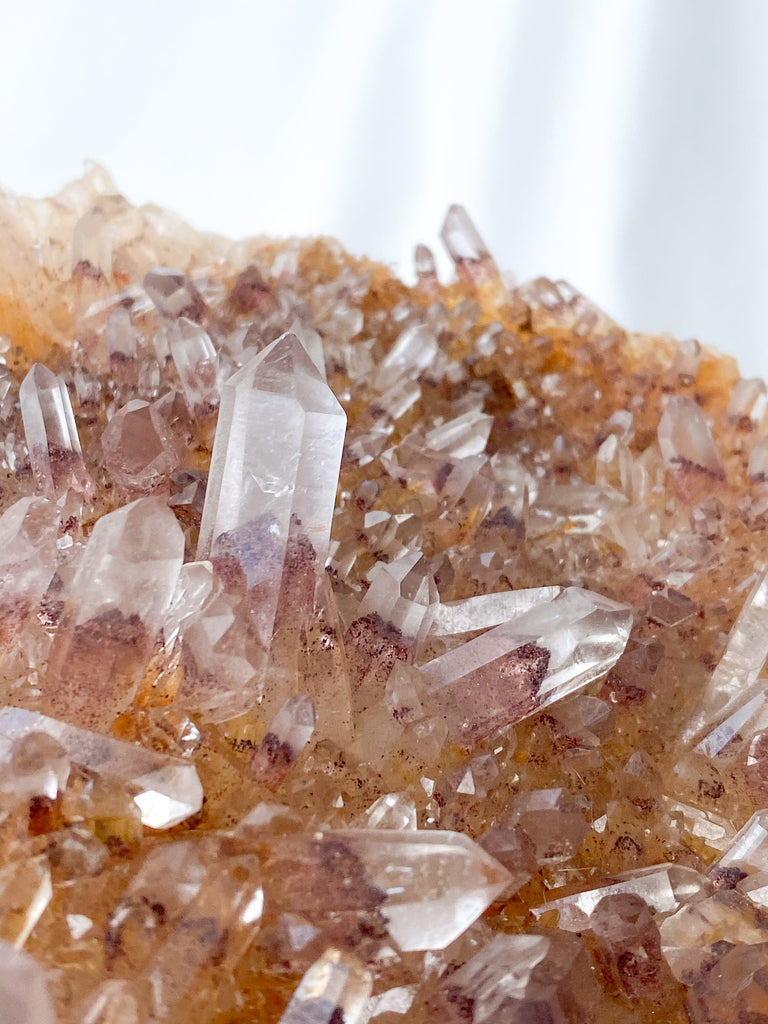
[2,0,766,375]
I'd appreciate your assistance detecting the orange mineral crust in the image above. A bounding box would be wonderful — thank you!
[0,166,767,1023]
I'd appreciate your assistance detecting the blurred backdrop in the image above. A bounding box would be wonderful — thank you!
[2,0,766,375]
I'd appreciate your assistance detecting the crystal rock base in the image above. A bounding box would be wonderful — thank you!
[0,167,765,1022]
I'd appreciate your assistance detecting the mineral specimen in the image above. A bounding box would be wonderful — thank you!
[0,166,766,1022]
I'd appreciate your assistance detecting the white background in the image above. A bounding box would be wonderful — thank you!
[1,0,767,377]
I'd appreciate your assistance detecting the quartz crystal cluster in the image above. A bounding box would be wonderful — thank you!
[0,167,767,1022]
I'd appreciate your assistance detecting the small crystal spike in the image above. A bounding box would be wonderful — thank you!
[101,399,180,492]
[439,204,498,284]
[531,863,712,930]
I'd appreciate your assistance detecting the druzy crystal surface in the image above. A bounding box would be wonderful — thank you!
[0,168,767,1022]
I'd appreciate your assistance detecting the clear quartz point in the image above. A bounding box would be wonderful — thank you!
[374,323,439,391]
[19,363,92,499]
[0,497,58,624]
[531,863,713,930]
[503,787,589,865]
[101,399,180,492]
[430,585,562,636]
[143,267,206,321]
[197,331,346,647]
[439,204,498,284]
[250,695,317,791]
[169,317,219,417]
[359,550,438,659]
[714,809,768,881]
[255,828,511,952]
[0,856,52,948]
[421,587,632,743]
[425,409,494,458]
[728,377,767,426]
[682,567,768,750]
[0,941,55,1024]
[105,305,139,361]
[657,395,724,478]
[355,792,418,830]
[435,932,584,1024]
[42,496,184,731]
[0,706,203,829]
[288,318,326,380]
[659,895,768,1022]
[279,948,372,1024]
[414,242,438,287]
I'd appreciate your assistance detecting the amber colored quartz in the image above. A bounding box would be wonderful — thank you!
[0,166,767,1022]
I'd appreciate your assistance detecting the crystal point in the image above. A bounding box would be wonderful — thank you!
[198,331,346,647]
[0,496,58,626]
[42,496,184,730]
[143,267,206,321]
[0,706,202,828]
[658,395,724,479]
[684,567,768,752]
[20,363,92,498]
[421,587,632,743]
[257,828,510,953]
[101,399,180,492]
[169,316,219,416]
[439,204,498,284]
[279,948,372,1024]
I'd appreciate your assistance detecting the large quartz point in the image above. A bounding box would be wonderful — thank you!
[0,706,203,828]
[0,497,58,645]
[279,949,372,1024]
[420,587,632,743]
[19,363,92,499]
[41,497,184,731]
[251,828,511,954]
[198,332,346,649]
[0,941,54,1024]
